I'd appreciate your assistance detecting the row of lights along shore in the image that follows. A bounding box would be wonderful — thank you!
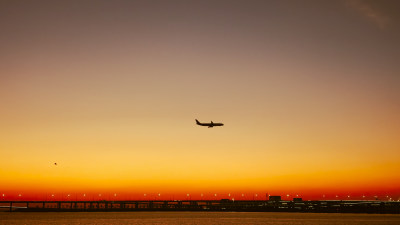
[1,193,399,201]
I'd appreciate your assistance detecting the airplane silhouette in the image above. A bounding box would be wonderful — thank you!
[196,119,224,128]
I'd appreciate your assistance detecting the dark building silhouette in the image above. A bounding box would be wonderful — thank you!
[269,196,281,201]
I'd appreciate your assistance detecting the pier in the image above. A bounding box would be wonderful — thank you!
[1,199,399,213]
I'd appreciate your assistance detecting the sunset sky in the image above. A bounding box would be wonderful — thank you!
[1,0,399,201]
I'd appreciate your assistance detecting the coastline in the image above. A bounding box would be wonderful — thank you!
[1,200,399,214]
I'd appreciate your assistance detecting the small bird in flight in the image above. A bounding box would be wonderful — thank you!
[54,163,57,166]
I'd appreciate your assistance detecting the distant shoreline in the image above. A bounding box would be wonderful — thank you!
[1,200,399,214]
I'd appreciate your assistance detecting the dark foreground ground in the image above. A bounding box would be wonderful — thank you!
[1,212,400,225]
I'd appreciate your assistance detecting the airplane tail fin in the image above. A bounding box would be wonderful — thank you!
[195,119,200,125]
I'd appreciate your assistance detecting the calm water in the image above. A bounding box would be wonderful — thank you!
[1,212,400,225]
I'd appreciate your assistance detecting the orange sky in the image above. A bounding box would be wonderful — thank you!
[1,0,400,201]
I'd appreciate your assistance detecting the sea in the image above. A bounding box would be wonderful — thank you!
[1,212,400,225]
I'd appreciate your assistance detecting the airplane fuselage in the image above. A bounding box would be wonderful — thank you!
[196,119,224,128]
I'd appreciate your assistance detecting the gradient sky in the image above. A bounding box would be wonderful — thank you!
[1,0,400,201]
